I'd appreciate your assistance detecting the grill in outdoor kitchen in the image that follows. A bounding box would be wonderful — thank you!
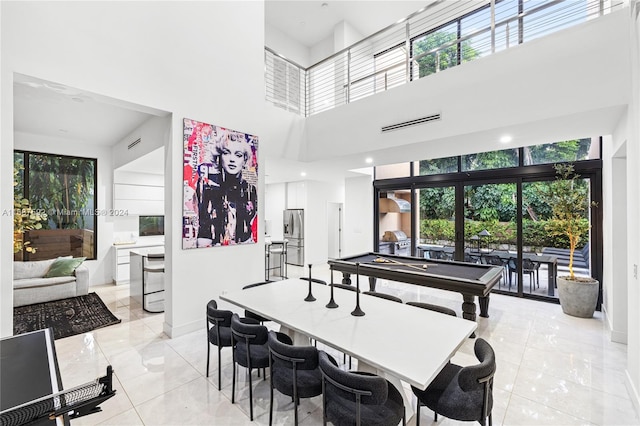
[379,230,410,256]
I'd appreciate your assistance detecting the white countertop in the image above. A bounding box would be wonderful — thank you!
[113,238,164,249]
[129,248,165,257]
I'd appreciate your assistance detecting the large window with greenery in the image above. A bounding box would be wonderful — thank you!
[14,151,97,261]
[375,138,602,303]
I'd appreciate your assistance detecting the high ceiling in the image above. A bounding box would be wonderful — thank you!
[13,74,165,148]
[265,0,429,48]
[12,1,424,179]
[11,2,628,183]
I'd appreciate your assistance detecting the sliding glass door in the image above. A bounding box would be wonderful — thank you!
[415,186,456,260]
[463,182,516,291]
[374,138,602,305]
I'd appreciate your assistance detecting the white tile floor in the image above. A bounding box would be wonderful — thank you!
[53,264,640,425]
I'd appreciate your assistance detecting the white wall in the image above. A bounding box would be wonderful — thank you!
[343,175,373,256]
[603,118,629,345]
[112,115,169,170]
[265,23,310,67]
[13,131,115,286]
[1,1,272,338]
[265,182,286,239]
[624,0,640,411]
[310,35,335,66]
[333,20,364,51]
[304,180,342,265]
[303,11,630,165]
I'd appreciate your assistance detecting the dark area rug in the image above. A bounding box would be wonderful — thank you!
[13,292,122,340]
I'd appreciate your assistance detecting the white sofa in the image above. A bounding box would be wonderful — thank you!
[13,259,89,307]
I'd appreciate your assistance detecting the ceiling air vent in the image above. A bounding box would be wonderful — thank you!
[381,113,441,133]
[127,138,141,150]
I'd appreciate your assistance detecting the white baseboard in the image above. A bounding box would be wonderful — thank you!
[611,329,628,344]
[163,318,201,338]
[626,370,640,419]
[602,304,628,343]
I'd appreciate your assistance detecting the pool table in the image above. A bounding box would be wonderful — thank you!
[328,252,504,324]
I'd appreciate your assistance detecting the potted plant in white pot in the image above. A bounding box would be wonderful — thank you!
[543,163,598,318]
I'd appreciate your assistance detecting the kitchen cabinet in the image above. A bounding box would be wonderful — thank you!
[286,181,306,209]
[112,240,164,284]
[113,183,164,215]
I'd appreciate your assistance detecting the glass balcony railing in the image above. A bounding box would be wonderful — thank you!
[266,0,616,117]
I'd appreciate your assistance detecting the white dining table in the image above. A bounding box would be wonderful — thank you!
[220,279,476,419]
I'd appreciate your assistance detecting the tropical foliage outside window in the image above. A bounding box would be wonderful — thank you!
[413,27,480,78]
[13,165,47,255]
[14,151,97,260]
[414,139,595,251]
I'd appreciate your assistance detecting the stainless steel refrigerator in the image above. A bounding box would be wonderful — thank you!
[283,209,304,266]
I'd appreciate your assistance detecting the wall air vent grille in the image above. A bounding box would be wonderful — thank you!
[127,138,141,150]
[381,113,441,133]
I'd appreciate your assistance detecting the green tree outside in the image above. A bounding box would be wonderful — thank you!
[21,153,95,230]
[418,140,593,249]
[413,29,479,77]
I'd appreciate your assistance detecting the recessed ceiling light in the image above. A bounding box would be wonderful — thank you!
[499,135,513,144]
[365,157,373,164]
[300,172,307,177]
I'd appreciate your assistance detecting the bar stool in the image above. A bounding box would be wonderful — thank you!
[265,240,288,280]
[143,253,165,313]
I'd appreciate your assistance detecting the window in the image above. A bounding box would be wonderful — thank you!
[139,216,164,237]
[418,156,459,175]
[462,148,519,171]
[373,44,407,94]
[374,137,602,304]
[523,138,599,165]
[15,151,97,260]
[412,23,459,78]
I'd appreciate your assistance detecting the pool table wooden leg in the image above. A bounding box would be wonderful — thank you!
[478,295,490,318]
[368,277,377,292]
[462,294,478,338]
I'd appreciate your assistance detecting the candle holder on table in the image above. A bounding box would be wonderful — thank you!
[304,263,316,302]
[351,263,365,316]
[326,268,338,309]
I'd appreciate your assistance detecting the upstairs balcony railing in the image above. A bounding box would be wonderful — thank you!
[265,0,617,117]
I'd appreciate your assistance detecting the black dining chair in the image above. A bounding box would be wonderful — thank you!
[242,281,273,324]
[206,299,234,390]
[363,291,403,303]
[428,249,446,260]
[406,301,456,317]
[318,350,405,426]
[523,258,540,290]
[411,338,496,426]
[231,313,292,421]
[508,258,539,292]
[481,254,508,288]
[268,331,329,425]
